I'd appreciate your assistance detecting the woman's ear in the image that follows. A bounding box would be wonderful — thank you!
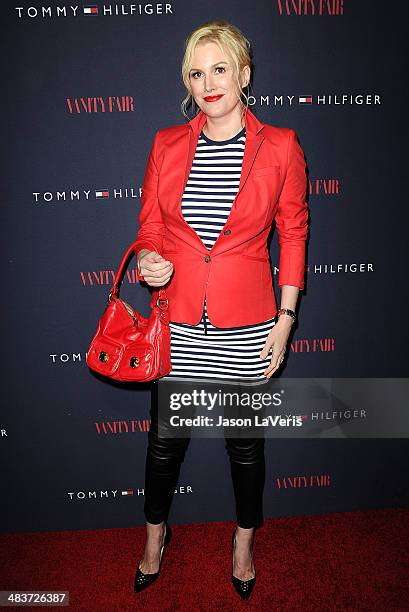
[241,65,251,89]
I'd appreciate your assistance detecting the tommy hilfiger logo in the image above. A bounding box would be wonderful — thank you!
[32,187,140,204]
[14,5,174,19]
[96,190,109,199]
[83,5,98,15]
[299,96,313,104]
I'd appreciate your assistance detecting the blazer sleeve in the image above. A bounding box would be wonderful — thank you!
[275,128,309,290]
[133,130,166,282]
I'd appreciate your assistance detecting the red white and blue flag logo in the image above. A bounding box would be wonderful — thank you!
[83,6,98,15]
[96,190,109,199]
[299,96,313,104]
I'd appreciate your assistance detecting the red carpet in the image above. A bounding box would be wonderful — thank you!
[1,508,408,611]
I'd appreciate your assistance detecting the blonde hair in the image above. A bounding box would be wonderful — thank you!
[180,20,253,120]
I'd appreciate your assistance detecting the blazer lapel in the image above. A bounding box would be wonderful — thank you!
[173,107,266,252]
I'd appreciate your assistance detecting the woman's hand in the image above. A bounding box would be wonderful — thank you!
[260,316,293,378]
[138,250,174,287]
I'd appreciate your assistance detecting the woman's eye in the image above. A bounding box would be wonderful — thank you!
[190,66,226,79]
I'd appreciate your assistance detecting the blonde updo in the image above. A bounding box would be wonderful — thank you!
[180,20,253,120]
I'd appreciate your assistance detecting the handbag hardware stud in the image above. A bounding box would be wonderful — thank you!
[156,296,169,309]
[130,356,139,368]
[99,351,109,363]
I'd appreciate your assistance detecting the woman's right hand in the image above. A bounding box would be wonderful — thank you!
[138,249,173,287]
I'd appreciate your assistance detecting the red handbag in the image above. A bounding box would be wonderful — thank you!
[86,241,172,382]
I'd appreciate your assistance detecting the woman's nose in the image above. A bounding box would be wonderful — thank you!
[204,74,216,92]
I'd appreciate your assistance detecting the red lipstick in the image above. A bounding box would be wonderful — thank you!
[203,94,225,102]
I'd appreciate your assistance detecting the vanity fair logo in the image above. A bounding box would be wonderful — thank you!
[276,0,344,16]
[14,4,173,19]
[66,485,192,501]
[289,338,335,353]
[95,419,151,434]
[32,187,141,203]
[66,96,135,113]
[80,267,137,287]
[275,474,331,489]
[309,178,339,195]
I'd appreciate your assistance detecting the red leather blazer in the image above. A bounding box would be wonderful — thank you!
[133,107,309,327]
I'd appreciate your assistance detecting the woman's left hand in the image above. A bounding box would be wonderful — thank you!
[260,316,293,378]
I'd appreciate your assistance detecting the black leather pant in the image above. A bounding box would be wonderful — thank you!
[143,381,265,529]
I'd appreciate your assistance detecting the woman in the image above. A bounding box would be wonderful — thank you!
[133,20,309,600]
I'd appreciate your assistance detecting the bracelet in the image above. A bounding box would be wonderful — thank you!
[137,253,143,275]
[276,308,297,323]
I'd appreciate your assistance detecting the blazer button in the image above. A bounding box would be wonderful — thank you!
[224,229,231,235]
[204,255,211,263]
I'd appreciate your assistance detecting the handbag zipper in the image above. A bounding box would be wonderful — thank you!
[120,298,137,324]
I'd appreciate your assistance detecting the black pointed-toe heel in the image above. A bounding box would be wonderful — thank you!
[134,522,172,593]
[231,527,256,600]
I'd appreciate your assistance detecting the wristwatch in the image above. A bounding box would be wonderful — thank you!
[276,308,297,324]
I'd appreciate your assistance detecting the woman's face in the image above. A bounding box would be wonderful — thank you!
[188,41,249,119]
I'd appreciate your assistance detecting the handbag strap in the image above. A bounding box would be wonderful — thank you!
[108,241,168,310]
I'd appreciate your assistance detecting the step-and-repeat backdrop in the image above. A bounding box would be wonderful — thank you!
[2,1,408,532]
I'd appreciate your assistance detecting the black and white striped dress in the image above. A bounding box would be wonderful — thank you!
[161,126,276,385]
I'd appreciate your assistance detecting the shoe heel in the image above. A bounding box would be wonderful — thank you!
[159,523,172,563]
[134,522,172,594]
[231,527,256,601]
